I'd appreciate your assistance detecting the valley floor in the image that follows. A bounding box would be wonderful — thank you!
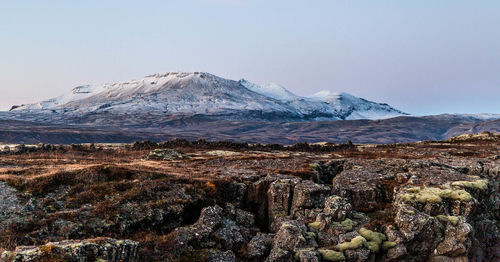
[0,133,499,261]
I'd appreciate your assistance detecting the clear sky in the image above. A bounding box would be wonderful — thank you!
[1,0,499,115]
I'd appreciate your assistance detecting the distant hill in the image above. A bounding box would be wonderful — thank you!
[1,114,499,145]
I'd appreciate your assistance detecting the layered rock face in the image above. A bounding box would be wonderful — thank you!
[0,136,499,261]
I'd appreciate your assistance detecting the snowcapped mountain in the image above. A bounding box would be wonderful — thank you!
[10,72,407,122]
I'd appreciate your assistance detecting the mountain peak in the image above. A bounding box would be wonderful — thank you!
[239,79,298,101]
[145,71,217,79]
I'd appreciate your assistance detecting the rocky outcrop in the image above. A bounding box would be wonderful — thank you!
[163,204,260,260]
[331,164,400,212]
[0,183,27,231]
[247,233,274,260]
[290,181,331,221]
[144,148,189,161]
[267,177,301,226]
[1,238,139,262]
[267,220,318,261]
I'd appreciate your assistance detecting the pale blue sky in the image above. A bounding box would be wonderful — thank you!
[1,0,499,114]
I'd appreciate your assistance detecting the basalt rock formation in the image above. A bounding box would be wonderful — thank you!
[0,133,499,261]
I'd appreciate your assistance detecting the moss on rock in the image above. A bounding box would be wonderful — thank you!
[337,236,367,252]
[437,215,459,226]
[318,249,345,261]
[359,227,386,253]
[401,186,472,204]
[382,241,397,251]
[340,218,356,231]
[451,179,488,190]
[308,221,321,230]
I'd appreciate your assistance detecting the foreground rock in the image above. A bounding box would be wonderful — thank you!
[1,238,139,262]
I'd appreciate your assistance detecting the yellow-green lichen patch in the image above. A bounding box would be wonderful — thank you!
[340,218,357,231]
[415,188,442,204]
[437,215,459,226]
[273,212,288,218]
[281,222,296,229]
[439,189,472,202]
[365,241,380,252]
[382,241,397,251]
[305,232,317,240]
[451,179,488,190]
[400,186,472,204]
[337,236,367,252]
[331,218,357,231]
[318,249,345,261]
[298,235,307,243]
[1,251,14,261]
[308,221,321,230]
[359,228,386,243]
[309,163,320,169]
[359,228,386,253]
[295,248,315,261]
[406,187,421,193]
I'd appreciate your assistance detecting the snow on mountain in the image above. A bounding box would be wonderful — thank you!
[10,72,407,121]
[309,90,407,120]
[449,113,500,121]
[240,79,344,118]
[240,80,407,120]
[239,80,298,101]
[14,85,108,111]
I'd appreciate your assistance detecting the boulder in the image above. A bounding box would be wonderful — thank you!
[290,181,331,221]
[434,220,472,258]
[383,244,407,261]
[164,205,259,260]
[267,177,301,225]
[213,219,245,250]
[267,220,317,261]
[265,248,293,262]
[323,195,352,221]
[394,203,442,258]
[295,248,320,262]
[247,233,273,259]
[205,249,236,262]
[332,168,396,212]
